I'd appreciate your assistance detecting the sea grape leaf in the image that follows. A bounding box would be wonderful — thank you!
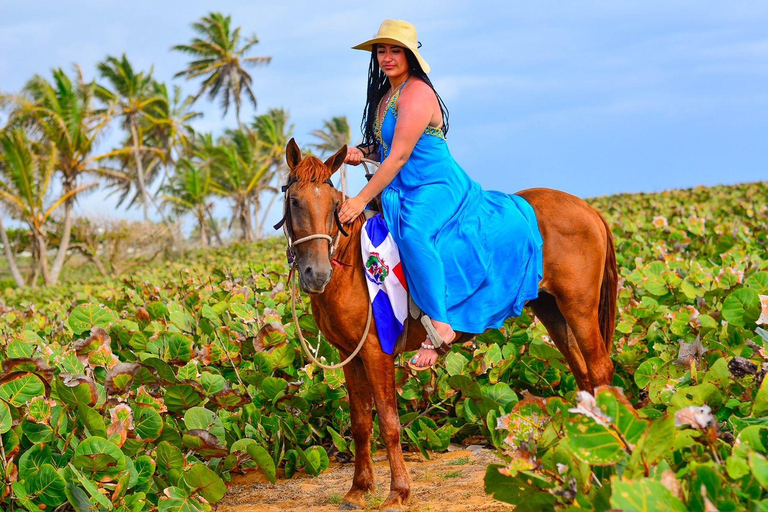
[164,384,204,413]
[0,399,12,434]
[156,441,185,476]
[55,374,98,408]
[721,288,761,327]
[182,463,227,503]
[484,464,556,510]
[0,372,47,407]
[134,405,164,441]
[68,304,119,336]
[27,463,67,507]
[610,476,687,512]
[246,444,277,483]
[77,403,107,439]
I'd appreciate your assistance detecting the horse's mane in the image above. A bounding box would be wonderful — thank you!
[290,155,332,187]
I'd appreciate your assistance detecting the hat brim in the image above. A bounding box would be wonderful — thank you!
[352,37,430,74]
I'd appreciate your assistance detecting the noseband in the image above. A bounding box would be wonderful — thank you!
[273,177,349,264]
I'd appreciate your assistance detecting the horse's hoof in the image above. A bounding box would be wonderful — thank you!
[339,501,364,511]
[379,490,409,511]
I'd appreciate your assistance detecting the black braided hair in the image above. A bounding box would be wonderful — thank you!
[358,44,450,155]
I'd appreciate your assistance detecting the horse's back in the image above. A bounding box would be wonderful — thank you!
[516,187,607,240]
[516,187,611,297]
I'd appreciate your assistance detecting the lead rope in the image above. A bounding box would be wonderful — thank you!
[290,260,372,370]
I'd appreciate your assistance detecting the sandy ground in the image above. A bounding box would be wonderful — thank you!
[216,446,512,512]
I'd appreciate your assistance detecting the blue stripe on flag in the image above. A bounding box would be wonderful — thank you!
[371,289,403,355]
[364,214,389,247]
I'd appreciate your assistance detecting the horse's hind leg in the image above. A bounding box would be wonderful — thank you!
[340,358,375,510]
[557,295,614,390]
[529,292,591,391]
[364,352,410,511]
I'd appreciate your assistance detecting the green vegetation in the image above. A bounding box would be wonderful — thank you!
[0,180,766,510]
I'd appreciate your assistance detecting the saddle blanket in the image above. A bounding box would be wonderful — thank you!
[360,213,408,354]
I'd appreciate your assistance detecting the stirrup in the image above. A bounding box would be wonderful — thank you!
[419,315,452,355]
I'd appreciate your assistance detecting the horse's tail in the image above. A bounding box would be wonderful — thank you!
[597,212,618,352]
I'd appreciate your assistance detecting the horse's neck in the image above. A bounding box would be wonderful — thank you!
[309,214,368,346]
[332,214,364,269]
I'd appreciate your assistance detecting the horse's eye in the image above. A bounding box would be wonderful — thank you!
[290,198,301,208]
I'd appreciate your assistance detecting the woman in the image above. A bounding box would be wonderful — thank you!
[339,20,543,370]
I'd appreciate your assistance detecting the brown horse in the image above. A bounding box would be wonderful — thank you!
[278,139,617,511]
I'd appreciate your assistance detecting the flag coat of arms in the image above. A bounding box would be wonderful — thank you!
[360,213,408,354]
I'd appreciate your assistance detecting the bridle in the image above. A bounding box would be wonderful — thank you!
[273,176,350,266]
[274,174,372,370]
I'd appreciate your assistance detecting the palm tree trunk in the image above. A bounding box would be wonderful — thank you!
[198,207,208,249]
[28,229,49,287]
[257,189,280,238]
[207,208,224,246]
[129,119,150,222]
[48,192,74,286]
[248,199,256,242]
[0,215,25,288]
[237,199,253,243]
[37,231,51,286]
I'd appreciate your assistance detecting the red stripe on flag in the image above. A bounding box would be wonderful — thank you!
[393,262,408,290]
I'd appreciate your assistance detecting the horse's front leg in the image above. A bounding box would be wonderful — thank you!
[365,352,411,511]
[339,358,375,510]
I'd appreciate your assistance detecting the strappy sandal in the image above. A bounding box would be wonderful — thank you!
[407,337,455,372]
[407,316,456,372]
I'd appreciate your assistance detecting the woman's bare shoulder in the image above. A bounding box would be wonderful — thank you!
[399,79,438,107]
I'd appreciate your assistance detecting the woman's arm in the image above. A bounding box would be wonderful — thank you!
[339,82,438,223]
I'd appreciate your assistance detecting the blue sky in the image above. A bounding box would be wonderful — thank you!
[1,1,767,228]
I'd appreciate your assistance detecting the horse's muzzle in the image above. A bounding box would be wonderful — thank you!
[298,264,333,294]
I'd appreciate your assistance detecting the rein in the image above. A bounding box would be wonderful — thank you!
[276,175,373,370]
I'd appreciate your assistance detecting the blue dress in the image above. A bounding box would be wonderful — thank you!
[377,81,544,334]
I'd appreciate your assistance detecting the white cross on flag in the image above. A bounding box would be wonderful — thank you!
[360,213,409,354]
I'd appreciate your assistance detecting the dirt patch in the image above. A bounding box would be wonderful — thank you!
[217,447,512,511]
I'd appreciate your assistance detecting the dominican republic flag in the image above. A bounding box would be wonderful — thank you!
[360,213,408,355]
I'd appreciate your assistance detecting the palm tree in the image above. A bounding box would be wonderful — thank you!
[172,12,271,127]
[311,116,351,195]
[208,129,271,242]
[96,54,166,221]
[161,158,217,248]
[146,83,201,171]
[252,108,293,237]
[0,128,94,286]
[5,66,110,285]
[311,116,351,156]
[105,82,201,225]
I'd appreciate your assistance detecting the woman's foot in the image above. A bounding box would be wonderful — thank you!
[410,320,455,369]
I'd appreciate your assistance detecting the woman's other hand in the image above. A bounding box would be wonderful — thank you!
[339,195,367,224]
[345,146,364,166]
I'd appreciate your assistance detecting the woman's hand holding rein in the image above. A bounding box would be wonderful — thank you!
[345,146,365,165]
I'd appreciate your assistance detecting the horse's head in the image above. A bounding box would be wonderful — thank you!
[275,138,348,294]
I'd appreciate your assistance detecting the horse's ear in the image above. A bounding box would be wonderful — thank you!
[286,138,302,170]
[324,145,347,175]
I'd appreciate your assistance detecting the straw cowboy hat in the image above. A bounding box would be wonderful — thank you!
[352,19,431,73]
